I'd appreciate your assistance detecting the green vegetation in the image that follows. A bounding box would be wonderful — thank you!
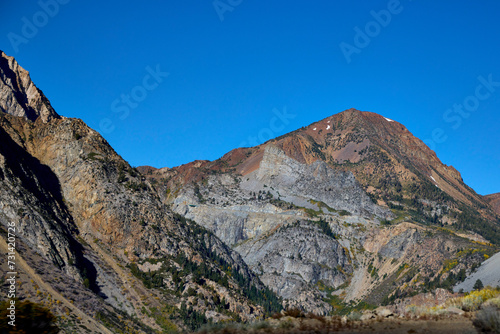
[315,219,336,239]
[269,198,301,210]
[193,184,206,204]
[304,137,326,160]
[173,213,282,315]
[148,306,178,333]
[406,179,452,203]
[86,152,100,160]
[316,281,375,316]
[95,308,155,334]
[304,199,351,218]
[128,263,164,288]
[179,302,209,332]
[447,287,500,312]
[127,214,282,331]
[451,205,500,245]
[474,279,485,291]
[117,163,128,183]
[368,262,379,278]
[125,181,148,191]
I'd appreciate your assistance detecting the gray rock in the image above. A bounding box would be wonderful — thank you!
[360,312,376,321]
[375,307,393,317]
[235,221,352,314]
[0,51,59,123]
[446,306,465,315]
[248,145,392,219]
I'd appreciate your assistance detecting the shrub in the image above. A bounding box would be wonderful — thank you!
[405,305,419,317]
[473,306,500,333]
[251,321,270,330]
[447,287,500,311]
[461,294,484,312]
[278,320,294,329]
[485,297,500,309]
[284,308,305,318]
[271,312,283,320]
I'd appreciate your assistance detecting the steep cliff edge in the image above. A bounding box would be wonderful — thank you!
[0,51,59,123]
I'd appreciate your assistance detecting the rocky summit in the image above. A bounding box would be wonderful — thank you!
[1,50,500,333]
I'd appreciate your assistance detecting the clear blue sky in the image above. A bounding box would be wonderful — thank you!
[1,1,499,195]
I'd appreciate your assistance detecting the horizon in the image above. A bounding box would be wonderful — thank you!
[1,1,499,195]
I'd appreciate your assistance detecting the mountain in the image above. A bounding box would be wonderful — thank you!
[484,193,500,216]
[1,50,499,331]
[0,51,59,123]
[0,51,282,333]
[142,110,500,313]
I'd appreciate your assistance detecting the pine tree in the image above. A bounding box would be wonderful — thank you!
[473,279,484,290]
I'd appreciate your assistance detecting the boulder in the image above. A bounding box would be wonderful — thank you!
[360,311,376,321]
[446,306,465,316]
[375,307,394,317]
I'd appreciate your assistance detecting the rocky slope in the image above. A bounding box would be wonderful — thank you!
[454,250,500,293]
[485,193,500,216]
[235,220,353,314]
[0,51,59,123]
[1,49,499,331]
[143,109,500,314]
[0,51,282,333]
[149,109,500,242]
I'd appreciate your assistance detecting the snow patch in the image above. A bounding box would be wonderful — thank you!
[313,128,317,131]
[327,120,330,123]
[326,125,331,130]
[384,117,394,122]
[430,176,436,183]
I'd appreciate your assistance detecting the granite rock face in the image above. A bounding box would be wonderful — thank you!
[0,51,59,123]
[0,121,81,280]
[170,145,390,312]
[173,145,391,247]
[236,221,353,315]
[251,145,391,219]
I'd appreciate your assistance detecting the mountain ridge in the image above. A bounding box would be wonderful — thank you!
[138,106,499,313]
[1,50,499,330]
[485,192,500,215]
[0,51,283,332]
[0,51,60,123]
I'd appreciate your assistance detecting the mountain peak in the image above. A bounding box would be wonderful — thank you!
[0,50,60,123]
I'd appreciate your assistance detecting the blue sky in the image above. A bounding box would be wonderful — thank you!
[1,1,499,195]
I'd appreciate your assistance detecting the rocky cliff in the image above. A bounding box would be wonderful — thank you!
[0,51,282,333]
[0,51,59,123]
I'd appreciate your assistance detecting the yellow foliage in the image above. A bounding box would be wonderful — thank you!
[446,287,500,311]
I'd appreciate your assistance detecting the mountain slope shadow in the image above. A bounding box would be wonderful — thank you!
[0,124,102,296]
